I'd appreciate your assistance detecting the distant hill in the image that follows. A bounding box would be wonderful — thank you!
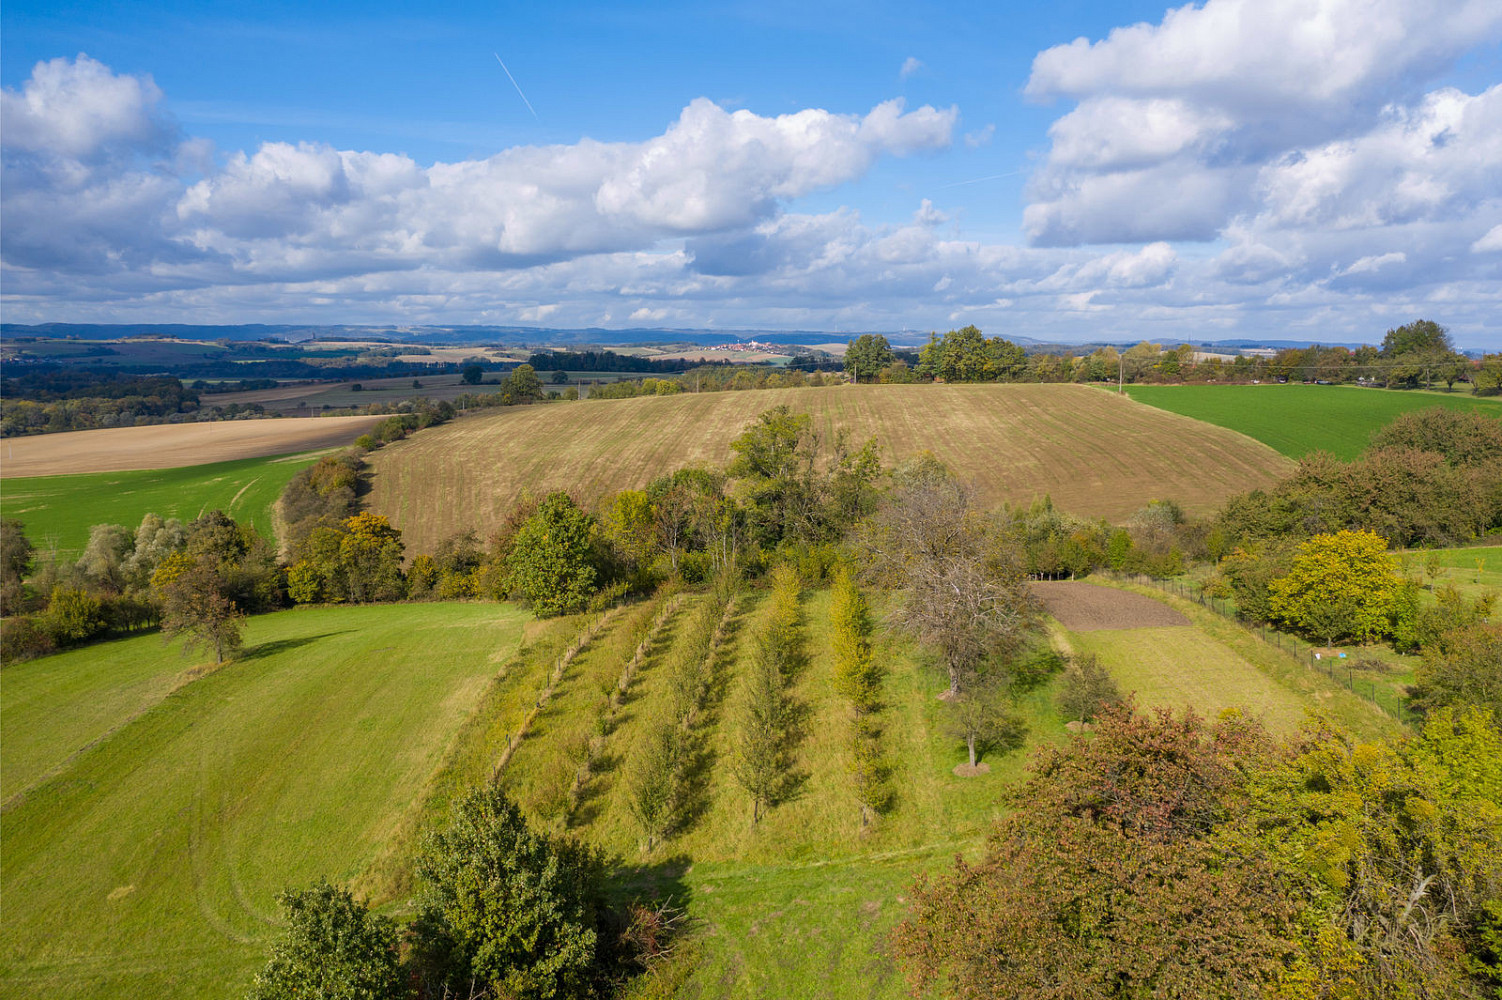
[3,321,1397,353]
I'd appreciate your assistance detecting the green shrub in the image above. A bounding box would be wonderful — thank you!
[247,881,404,1000]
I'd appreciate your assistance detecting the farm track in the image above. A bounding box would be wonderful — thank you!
[366,384,1293,553]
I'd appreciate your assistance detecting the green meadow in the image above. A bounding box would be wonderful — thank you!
[2,577,1396,999]
[1126,384,1501,460]
[0,602,530,1000]
[0,451,327,556]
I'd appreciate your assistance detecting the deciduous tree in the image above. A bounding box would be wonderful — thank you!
[1,518,35,615]
[829,566,880,711]
[844,334,894,383]
[1410,623,1502,721]
[627,719,682,853]
[862,459,1040,696]
[1057,653,1123,723]
[944,678,1025,769]
[893,708,1296,998]
[156,562,245,663]
[508,492,598,617]
[1268,529,1398,646]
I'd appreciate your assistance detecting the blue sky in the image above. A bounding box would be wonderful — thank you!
[3,0,1500,346]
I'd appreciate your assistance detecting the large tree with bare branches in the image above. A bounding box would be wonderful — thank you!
[860,456,1039,697]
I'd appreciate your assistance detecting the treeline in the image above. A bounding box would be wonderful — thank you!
[578,364,840,400]
[842,320,1500,391]
[526,349,722,374]
[1,510,281,663]
[1,370,200,436]
[278,403,883,617]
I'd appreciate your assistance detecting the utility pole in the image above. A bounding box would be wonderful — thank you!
[1118,353,1124,395]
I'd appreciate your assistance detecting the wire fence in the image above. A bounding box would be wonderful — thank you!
[1105,572,1413,722]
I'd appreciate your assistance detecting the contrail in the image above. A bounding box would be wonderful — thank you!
[939,170,1024,189]
[494,52,538,119]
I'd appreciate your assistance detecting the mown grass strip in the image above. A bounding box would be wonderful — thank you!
[0,603,526,1000]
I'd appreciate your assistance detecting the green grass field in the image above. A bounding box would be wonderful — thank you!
[1414,544,1502,584]
[0,603,530,1000]
[1054,581,1402,740]
[3,578,1379,999]
[0,451,328,556]
[1125,384,1501,460]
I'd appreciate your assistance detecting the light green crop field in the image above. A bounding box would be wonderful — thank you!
[0,451,325,556]
[1398,544,1502,605]
[0,602,529,1000]
[1125,384,1502,460]
[1416,544,1502,580]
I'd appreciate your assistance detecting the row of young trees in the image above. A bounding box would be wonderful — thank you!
[829,567,889,827]
[732,565,802,824]
[625,587,734,852]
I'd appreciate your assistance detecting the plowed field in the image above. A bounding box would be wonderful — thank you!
[1032,580,1191,630]
[0,415,381,477]
[368,384,1292,554]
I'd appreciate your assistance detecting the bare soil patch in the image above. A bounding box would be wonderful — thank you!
[952,763,991,777]
[1031,580,1190,631]
[1,415,382,477]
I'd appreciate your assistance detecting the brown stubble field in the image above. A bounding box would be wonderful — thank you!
[367,383,1293,554]
[0,415,384,477]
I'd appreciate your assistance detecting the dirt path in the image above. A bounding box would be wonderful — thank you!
[1031,580,1190,631]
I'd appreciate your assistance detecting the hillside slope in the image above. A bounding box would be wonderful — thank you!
[368,383,1292,553]
[0,603,530,1000]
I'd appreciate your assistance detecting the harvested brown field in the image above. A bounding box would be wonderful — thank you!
[0,415,383,477]
[368,384,1292,555]
[1032,580,1191,631]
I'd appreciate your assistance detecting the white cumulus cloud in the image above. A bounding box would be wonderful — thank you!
[1023,0,1502,246]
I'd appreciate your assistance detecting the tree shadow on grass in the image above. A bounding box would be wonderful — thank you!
[599,854,697,990]
[238,631,354,661]
[568,600,689,830]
